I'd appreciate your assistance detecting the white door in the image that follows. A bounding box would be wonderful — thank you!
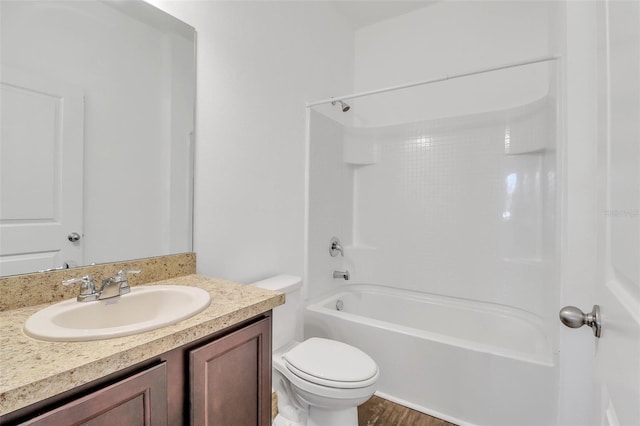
[593,1,640,424]
[0,67,84,275]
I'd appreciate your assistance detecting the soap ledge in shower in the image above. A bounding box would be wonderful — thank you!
[343,137,378,165]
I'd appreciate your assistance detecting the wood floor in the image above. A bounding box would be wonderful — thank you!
[358,396,456,426]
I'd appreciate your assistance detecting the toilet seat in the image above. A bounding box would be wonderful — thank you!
[283,338,379,389]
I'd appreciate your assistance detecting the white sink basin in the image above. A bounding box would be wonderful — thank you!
[24,285,211,342]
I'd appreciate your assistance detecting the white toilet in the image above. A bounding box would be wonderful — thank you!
[251,275,379,426]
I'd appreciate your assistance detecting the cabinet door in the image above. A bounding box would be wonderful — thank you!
[190,317,271,426]
[23,363,168,426]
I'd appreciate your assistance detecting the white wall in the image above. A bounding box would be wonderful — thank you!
[145,0,354,282]
[354,1,553,92]
[352,1,555,126]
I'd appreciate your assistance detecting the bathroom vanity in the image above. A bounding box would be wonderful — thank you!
[0,269,284,425]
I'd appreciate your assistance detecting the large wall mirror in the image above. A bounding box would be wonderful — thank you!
[0,0,195,277]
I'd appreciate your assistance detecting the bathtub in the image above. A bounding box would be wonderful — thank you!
[304,284,558,426]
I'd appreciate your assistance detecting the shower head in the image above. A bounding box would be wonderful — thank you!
[331,100,351,112]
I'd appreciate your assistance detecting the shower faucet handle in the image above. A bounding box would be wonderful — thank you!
[329,237,344,257]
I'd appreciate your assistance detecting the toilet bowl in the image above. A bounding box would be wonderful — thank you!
[251,275,378,426]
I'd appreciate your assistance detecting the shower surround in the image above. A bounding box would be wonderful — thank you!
[305,69,559,424]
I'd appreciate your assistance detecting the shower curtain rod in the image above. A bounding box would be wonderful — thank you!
[306,55,560,108]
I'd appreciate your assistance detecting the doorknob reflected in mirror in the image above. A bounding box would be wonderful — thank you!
[559,305,601,338]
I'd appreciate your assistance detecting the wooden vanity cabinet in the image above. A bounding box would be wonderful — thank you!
[1,314,272,426]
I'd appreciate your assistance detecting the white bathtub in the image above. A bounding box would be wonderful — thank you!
[304,284,558,426]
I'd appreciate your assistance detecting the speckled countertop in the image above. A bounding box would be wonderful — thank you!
[0,274,284,416]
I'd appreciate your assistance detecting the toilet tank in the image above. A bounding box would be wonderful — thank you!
[250,275,303,351]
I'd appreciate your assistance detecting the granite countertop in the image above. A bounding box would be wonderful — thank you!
[0,274,284,415]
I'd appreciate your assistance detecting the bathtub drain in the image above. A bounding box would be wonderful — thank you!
[336,300,344,311]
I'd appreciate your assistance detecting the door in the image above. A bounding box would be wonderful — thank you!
[594,1,640,424]
[0,67,84,275]
[22,363,168,425]
[190,317,272,426]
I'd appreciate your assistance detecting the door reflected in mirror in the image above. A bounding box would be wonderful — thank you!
[0,0,195,277]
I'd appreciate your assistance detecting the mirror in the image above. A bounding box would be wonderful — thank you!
[0,0,195,276]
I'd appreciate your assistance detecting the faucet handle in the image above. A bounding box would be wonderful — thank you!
[63,275,95,292]
[62,275,98,301]
[105,269,141,283]
[108,269,141,294]
[115,269,141,279]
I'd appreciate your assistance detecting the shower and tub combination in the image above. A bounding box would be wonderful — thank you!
[304,57,560,426]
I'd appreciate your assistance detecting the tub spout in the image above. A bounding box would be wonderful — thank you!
[333,270,350,280]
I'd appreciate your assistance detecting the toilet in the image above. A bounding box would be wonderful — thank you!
[251,275,379,426]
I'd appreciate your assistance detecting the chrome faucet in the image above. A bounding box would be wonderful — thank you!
[99,269,140,299]
[62,269,141,302]
[329,237,344,257]
[333,270,350,280]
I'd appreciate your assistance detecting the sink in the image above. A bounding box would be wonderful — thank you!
[24,285,211,342]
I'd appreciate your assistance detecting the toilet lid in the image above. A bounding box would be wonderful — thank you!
[283,338,378,388]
